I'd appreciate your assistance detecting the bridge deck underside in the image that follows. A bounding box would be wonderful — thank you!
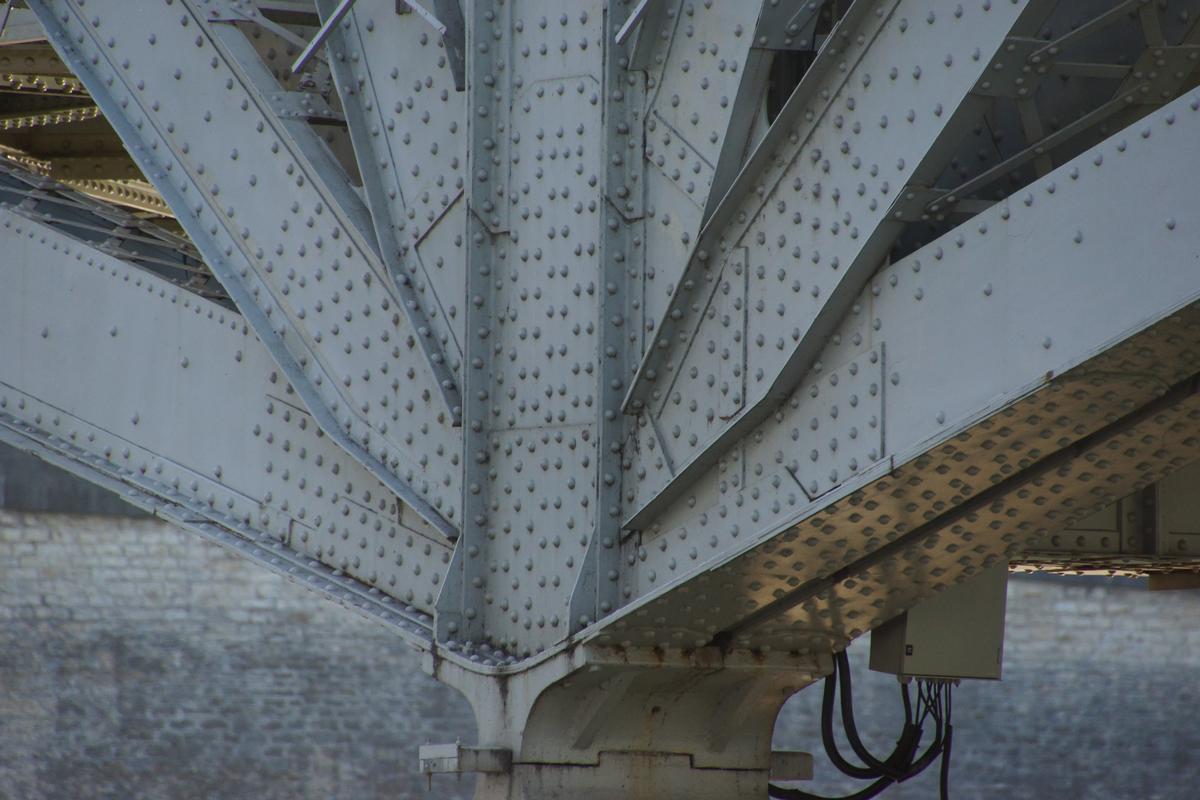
[593,308,1200,651]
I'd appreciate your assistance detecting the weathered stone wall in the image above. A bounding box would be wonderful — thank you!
[0,512,476,800]
[3,510,1199,799]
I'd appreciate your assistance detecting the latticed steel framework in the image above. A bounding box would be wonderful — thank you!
[2,1,1200,796]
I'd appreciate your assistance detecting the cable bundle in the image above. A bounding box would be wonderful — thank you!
[769,651,955,800]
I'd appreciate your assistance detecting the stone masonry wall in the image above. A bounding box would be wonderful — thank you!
[2,511,1200,799]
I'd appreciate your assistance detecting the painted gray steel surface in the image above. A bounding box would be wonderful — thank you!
[3,1,1200,796]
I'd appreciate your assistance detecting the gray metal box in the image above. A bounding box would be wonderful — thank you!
[869,565,1009,680]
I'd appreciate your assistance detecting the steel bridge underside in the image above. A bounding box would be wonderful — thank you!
[2,1,1200,797]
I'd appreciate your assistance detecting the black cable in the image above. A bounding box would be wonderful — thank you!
[820,666,879,780]
[939,723,954,800]
[915,682,933,727]
[770,657,952,800]
[825,653,924,782]
[940,682,955,800]
[835,651,892,774]
[887,718,924,780]
[901,680,955,791]
[835,652,914,781]
[899,682,946,780]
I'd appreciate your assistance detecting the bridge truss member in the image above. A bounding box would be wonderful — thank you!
[3,0,1200,796]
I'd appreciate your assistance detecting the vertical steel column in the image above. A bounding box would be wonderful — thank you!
[438,0,511,647]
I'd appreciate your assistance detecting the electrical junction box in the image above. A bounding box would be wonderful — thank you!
[869,564,1009,680]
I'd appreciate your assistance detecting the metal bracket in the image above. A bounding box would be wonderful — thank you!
[418,742,513,775]
[263,90,345,124]
[751,1,822,52]
[293,0,445,74]
[971,37,1045,97]
[615,0,655,46]
[887,184,949,223]
[429,0,466,91]
[204,1,314,54]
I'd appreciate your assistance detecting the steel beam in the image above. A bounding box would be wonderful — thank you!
[622,0,1052,530]
[0,8,44,44]
[720,377,1200,645]
[568,1,644,634]
[594,90,1200,650]
[319,0,467,397]
[28,0,463,538]
[439,0,623,658]
[8,0,1200,699]
[0,43,75,76]
[0,160,214,293]
[0,205,454,644]
[636,0,769,334]
[431,0,467,91]
[0,101,98,129]
[751,0,822,52]
[56,177,173,217]
[1020,459,1200,574]
[435,0,508,649]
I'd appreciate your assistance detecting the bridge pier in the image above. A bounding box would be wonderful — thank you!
[427,646,829,800]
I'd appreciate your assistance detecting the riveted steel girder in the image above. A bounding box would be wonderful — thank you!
[319,0,468,397]
[5,5,1200,795]
[441,0,619,655]
[0,202,446,646]
[623,0,1054,529]
[595,90,1200,652]
[28,0,464,538]
[1019,459,1200,574]
[6,0,1200,696]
